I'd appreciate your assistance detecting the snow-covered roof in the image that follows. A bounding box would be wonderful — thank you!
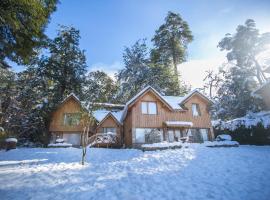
[63,86,212,124]
[62,93,81,103]
[179,89,214,104]
[93,109,123,124]
[165,121,193,127]
[162,96,184,110]
[120,86,213,122]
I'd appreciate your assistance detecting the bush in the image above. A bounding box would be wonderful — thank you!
[214,122,270,145]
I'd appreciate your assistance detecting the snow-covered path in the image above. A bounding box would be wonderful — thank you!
[0,146,270,200]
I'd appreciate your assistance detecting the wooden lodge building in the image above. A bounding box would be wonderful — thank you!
[49,86,214,148]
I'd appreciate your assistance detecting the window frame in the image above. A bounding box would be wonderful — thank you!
[102,127,117,134]
[141,101,157,115]
[63,113,81,126]
[191,103,201,117]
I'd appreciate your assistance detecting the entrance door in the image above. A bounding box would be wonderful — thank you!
[168,130,174,142]
[63,133,81,145]
[200,129,209,141]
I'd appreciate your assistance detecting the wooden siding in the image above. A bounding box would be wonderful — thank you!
[132,92,212,128]
[124,91,214,146]
[123,110,133,147]
[49,97,92,133]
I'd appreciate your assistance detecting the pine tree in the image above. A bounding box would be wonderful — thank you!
[218,19,270,84]
[117,40,150,102]
[214,19,269,120]
[0,0,58,68]
[46,26,87,101]
[83,70,119,103]
[151,11,193,76]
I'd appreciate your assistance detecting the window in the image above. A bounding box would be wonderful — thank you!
[141,102,157,114]
[141,102,148,114]
[135,128,163,143]
[192,103,201,116]
[103,127,116,134]
[63,113,81,126]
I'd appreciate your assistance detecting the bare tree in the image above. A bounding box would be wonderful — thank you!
[203,70,222,98]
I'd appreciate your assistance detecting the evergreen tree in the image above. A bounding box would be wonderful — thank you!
[83,70,119,103]
[117,40,150,102]
[0,0,58,68]
[214,66,263,120]
[117,39,189,103]
[46,26,87,101]
[218,19,270,84]
[0,67,17,130]
[151,11,193,76]
[4,26,88,144]
[214,19,269,120]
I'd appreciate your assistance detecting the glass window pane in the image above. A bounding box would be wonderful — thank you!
[192,104,199,116]
[148,102,157,114]
[141,102,148,114]
[135,128,146,143]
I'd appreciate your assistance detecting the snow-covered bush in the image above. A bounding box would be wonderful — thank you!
[213,111,270,145]
[216,134,231,141]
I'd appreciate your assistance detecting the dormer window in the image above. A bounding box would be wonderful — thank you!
[192,103,201,116]
[141,102,157,115]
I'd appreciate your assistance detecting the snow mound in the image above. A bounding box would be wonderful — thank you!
[204,141,239,147]
[48,143,72,147]
[142,141,182,148]
[216,134,232,141]
[5,138,18,143]
[56,138,65,143]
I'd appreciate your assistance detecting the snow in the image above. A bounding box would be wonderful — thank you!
[93,109,123,123]
[204,141,239,147]
[1,146,270,199]
[162,96,184,109]
[55,138,65,143]
[216,134,232,141]
[165,121,193,127]
[142,141,182,148]
[214,111,270,131]
[5,138,18,143]
[48,143,72,147]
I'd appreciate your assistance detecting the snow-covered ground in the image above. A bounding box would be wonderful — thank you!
[0,145,270,200]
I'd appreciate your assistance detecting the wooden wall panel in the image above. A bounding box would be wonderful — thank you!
[131,92,212,129]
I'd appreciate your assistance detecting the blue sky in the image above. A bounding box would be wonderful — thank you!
[14,0,270,88]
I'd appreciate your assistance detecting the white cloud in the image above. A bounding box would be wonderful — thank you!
[178,54,226,89]
[88,61,124,79]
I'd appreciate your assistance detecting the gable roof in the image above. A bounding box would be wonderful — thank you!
[96,112,123,128]
[120,86,175,122]
[179,89,214,105]
[62,87,213,124]
[93,109,123,124]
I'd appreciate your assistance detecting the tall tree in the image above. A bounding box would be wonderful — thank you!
[0,0,58,68]
[83,70,119,103]
[152,11,193,76]
[214,19,270,120]
[117,40,150,102]
[46,26,87,101]
[117,40,189,103]
[218,19,270,84]
[4,26,88,144]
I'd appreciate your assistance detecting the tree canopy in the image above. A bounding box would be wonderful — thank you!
[0,0,58,68]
